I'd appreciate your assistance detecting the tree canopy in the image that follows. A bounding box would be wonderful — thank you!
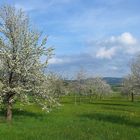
[0,5,54,121]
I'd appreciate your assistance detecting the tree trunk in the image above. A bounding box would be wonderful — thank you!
[79,97,81,104]
[6,102,12,121]
[89,95,92,103]
[74,95,77,105]
[131,92,134,102]
[100,95,102,100]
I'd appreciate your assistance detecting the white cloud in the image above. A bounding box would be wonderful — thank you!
[119,32,137,45]
[48,57,71,64]
[111,66,118,70]
[107,32,139,54]
[89,32,140,59]
[109,32,137,45]
[48,57,64,64]
[96,47,116,59]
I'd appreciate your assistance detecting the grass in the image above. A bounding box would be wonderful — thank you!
[0,96,140,140]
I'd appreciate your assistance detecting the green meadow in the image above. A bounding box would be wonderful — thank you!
[0,97,140,140]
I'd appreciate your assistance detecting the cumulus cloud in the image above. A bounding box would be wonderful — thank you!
[96,47,116,59]
[48,57,71,64]
[109,32,137,45]
[88,32,140,59]
[48,57,65,64]
[118,32,137,45]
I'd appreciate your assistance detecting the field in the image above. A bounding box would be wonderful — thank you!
[0,96,140,140]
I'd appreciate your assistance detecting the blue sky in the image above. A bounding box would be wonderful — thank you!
[1,0,140,78]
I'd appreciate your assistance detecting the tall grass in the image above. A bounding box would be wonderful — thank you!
[0,97,140,140]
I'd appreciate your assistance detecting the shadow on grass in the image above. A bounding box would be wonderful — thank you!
[14,109,44,117]
[60,101,74,104]
[91,102,133,107]
[79,113,140,128]
[0,108,44,120]
[101,106,131,112]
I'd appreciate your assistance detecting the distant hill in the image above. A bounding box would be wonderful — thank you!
[65,77,123,86]
[103,77,123,85]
